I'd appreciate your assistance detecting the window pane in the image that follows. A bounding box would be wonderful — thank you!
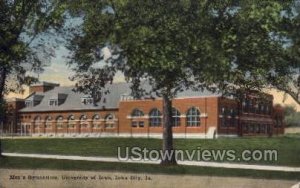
[186,107,200,127]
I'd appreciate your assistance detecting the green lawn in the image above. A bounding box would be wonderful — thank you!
[0,157,299,181]
[1,136,300,167]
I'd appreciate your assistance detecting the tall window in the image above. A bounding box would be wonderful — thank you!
[34,116,42,129]
[220,107,227,127]
[245,99,250,113]
[275,116,282,128]
[105,114,115,128]
[262,104,267,114]
[56,116,64,129]
[45,116,52,128]
[257,103,262,114]
[261,124,266,133]
[92,114,101,128]
[242,101,246,112]
[131,109,144,128]
[68,115,76,128]
[251,99,256,113]
[80,115,88,128]
[172,108,181,127]
[230,109,238,127]
[186,107,200,127]
[149,108,162,127]
[243,123,249,133]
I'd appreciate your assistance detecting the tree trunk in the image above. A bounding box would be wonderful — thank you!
[161,93,177,165]
[0,66,6,158]
[0,67,7,102]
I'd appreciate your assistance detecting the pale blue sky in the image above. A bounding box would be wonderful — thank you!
[37,46,75,86]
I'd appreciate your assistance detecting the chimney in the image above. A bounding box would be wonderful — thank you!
[29,81,60,94]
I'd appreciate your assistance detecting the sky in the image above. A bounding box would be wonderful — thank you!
[6,46,300,111]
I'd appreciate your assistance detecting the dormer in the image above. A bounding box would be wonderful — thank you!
[25,100,33,107]
[81,95,94,105]
[25,94,44,107]
[49,93,68,106]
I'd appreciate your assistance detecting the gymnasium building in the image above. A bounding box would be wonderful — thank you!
[2,81,284,138]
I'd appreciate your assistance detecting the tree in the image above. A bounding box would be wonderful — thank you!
[67,0,295,165]
[282,104,300,127]
[234,1,300,104]
[68,0,228,165]
[0,99,6,125]
[0,0,67,102]
[282,104,297,117]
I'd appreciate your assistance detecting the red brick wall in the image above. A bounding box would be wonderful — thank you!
[19,109,119,134]
[217,97,239,135]
[118,97,220,134]
[273,105,285,135]
[29,85,58,94]
[16,95,285,137]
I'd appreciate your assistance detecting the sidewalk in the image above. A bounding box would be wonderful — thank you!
[2,152,300,172]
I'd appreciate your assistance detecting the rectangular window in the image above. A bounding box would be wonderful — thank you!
[139,121,144,128]
[105,124,114,128]
[132,121,138,128]
[57,124,63,129]
[25,101,33,107]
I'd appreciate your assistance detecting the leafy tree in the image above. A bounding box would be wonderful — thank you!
[282,104,300,127]
[67,0,295,165]
[0,0,67,101]
[282,105,297,116]
[264,1,300,105]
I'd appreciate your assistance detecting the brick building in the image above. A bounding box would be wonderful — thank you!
[3,81,284,138]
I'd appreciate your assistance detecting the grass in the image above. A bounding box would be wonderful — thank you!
[1,136,300,167]
[0,156,300,181]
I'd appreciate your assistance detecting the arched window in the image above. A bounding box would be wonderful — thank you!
[92,114,101,129]
[172,108,181,127]
[45,116,52,128]
[80,115,88,128]
[186,107,200,127]
[56,116,64,129]
[131,109,144,128]
[131,109,144,117]
[149,108,162,127]
[34,116,42,129]
[68,115,76,129]
[105,114,115,128]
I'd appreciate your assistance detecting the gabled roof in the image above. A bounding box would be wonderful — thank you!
[19,82,221,112]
